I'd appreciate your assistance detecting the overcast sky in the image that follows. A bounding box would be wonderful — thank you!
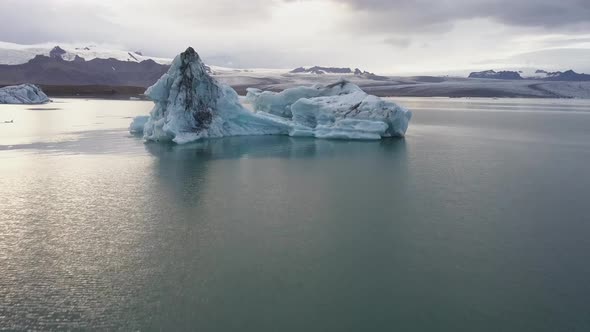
[0,0,589,74]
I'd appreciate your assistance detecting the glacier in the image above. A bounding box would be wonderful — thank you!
[0,84,50,104]
[131,47,411,143]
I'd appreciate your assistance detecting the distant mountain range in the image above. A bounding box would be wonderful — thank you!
[290,66,389,81]
[0,41,171,65]
[468,70,523,80]
[0,46,170,87]
[469,69,590,81]
[0,42,589,99]
[537,70,590,81]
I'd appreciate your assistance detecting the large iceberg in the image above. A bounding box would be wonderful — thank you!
[137,47,289,144]
[0,84,49,104]
[131,47,411,143]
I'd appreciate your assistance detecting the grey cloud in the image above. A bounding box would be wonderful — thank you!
[0,0,275,60]
[0,0,272,45]
[538,36,590,48]
[384,37,412,48]
[475,48,590,72]
[0,0,588,70]
[0,0,122,44]
[125,0,273,25]
[3,0,588,45]
[330,0,590,34]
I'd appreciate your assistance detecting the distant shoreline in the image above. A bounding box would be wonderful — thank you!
[0,84,148,100]
[0,83,585,100]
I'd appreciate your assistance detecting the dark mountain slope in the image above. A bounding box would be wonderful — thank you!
[0,55,169,87]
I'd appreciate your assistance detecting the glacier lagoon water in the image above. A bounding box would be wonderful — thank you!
[1,97,590,331]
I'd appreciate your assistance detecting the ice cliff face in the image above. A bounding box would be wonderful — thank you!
[0,84,49,104]
[132,47,411,143]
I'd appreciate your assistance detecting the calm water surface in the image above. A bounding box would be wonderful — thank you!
[1,97,589,331]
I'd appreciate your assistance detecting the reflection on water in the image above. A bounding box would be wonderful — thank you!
[26,107,62,111]
[0,130,143,154]
[145,135,409,210]
[1,97,590,331]
[0,98,152,146]
[145,135,408,161]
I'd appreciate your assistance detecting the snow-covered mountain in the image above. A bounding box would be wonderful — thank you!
[0,53,170,87]
[531,69,590,81]
[1,41,589,98]
[0,41,172,65]
[0,41,290,88]
[289,66,389,80]
[0,42,173,87]
[469,68,590,82]
[0,41,280,74]
[468,70,523,80]
[290,66,357,75]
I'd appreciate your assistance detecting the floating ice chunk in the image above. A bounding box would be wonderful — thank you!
[0,84,49,104]
[250,80,412,138]
[129,115,149,134]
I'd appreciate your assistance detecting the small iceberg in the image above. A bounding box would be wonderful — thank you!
[131,47,411,143]
[129,115,149,134]
[247,80,411,139]
[0,84,50,104]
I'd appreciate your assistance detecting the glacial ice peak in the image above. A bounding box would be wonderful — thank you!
[164,47,217,131]
[141,47,289,143]
[144,47,218,136]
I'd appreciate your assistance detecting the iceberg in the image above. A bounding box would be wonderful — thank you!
[0,84,49,104]
[247,80,411,139]
[136,47,289,144]
[131,47,411,143]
